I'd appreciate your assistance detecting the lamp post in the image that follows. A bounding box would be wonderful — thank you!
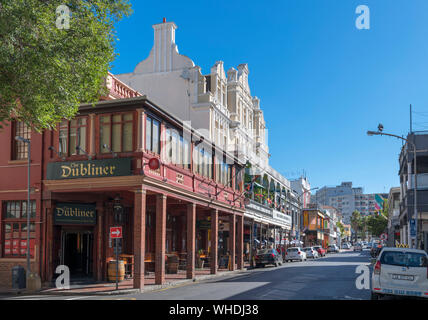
[15,136,31,277]
[367,128,419,249]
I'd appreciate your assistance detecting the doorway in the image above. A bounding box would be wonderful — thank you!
[61,230,94,279]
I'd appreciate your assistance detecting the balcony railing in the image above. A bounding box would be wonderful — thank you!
[106,73,142,99]
[407,173,428,189]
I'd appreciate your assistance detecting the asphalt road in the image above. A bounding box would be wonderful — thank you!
[1,250,373,300]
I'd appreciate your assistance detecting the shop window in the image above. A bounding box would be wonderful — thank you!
[100,113,133,153]
[145,115,160,154]
[3,201,36,258]
[59,117,88,156]
[12,121,31,160]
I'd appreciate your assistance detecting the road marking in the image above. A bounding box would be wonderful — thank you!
[65,296,93,300]
[6,295,60,300]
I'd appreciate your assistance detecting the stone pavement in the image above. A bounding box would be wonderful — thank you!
[0,264,252,296]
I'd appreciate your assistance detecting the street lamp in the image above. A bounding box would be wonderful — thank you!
[367,125,419,249]
[15,135,31,279]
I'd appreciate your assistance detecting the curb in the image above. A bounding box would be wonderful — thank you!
[1,268,251,297]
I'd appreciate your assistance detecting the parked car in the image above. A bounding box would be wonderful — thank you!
[342,243,351,249]
[371,247,428,300]
[303,247,319,259]
[327,244,339,253]
[313,246,326,257]
[255,248,283,268]
[371,243,383,258]
[354,243,363,251]
[285,247,307,262]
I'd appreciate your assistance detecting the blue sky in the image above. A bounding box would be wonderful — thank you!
[111,0,428,194]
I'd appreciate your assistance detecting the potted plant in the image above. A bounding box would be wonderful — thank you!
[196,249,205,268]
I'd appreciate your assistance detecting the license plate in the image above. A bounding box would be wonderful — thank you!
[392,274,414,281]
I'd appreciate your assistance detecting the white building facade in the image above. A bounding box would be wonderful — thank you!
[116,20,302,250]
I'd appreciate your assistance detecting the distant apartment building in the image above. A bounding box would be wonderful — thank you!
[313,181,387,224]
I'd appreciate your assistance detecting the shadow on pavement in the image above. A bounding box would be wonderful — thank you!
[216,264,371,300]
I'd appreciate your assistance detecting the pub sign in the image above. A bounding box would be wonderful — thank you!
[47,158,132,180]
[54,203,97,225]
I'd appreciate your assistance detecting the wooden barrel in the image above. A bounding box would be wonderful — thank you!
[108,260,125,282]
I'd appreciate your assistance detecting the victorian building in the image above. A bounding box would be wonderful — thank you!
[0,73,247,289]
[116,20,300,259]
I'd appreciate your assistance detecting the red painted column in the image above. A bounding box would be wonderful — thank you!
[237,214,244,269]
[96,201,103,281]
[133,188,146,290]
[155,194,167,284]
[186,203,196,279]
[210,209,218,274]
[229,214,236,271]
[46,205,53,282]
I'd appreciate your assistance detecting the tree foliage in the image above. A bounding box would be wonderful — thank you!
[366,200,388,237]
[350,210,363,241]
[0,0,132,131]
[366,214,388,237]
[336,221,345,235]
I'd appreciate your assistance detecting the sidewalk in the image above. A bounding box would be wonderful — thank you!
[1,263,252,297]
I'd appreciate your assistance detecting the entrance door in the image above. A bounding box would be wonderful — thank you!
[61,230,94,279]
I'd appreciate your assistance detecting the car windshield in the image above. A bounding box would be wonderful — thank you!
[380,251,428,268]
[303,248,312,251]
[313,246,320,249]
[287,248,298,252]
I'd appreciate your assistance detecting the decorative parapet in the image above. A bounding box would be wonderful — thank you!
[105,72,142,100]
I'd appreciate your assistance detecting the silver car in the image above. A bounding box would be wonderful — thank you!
[303,247,319,259]
[285,247,307,262]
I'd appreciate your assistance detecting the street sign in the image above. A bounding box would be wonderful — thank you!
[410,219,416,238]
[380,233,387,240]
[110,226,123,291]
[110,227,122,239]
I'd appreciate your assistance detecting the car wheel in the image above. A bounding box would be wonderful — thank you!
[274,262,278,267]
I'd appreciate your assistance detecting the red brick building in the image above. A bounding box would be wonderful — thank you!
[0,74,245,289]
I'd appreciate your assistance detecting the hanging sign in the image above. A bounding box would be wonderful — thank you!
[54,203,97,225]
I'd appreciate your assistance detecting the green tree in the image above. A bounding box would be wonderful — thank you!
[0,0,132,131]
[366,214,388,237]
[336,221,345,235]
[350,210,364,242]
[366,200,389,237]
